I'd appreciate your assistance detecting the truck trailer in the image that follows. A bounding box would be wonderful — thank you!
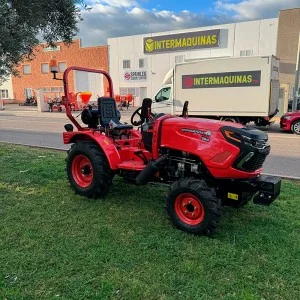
[152,56,280,125]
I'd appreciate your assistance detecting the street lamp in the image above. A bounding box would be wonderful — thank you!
[49,57,60,80]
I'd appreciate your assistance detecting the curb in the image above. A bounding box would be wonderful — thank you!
[0,141,67,152]
[262,173,300,181]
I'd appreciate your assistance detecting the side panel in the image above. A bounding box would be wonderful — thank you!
[63,131,121,170]
[174,56,272,117]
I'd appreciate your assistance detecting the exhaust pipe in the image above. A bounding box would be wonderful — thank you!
[136,156,167,185]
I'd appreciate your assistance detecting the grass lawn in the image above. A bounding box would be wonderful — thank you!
[0,143,300,300]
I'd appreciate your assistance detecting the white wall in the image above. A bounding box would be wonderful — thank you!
[0,76,14,99]
[108,18,278,102]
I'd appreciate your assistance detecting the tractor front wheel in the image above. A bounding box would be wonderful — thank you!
[66,141,113,198]
[166,178,222,235]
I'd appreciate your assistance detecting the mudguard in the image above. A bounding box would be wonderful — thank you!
[63,131,121,170]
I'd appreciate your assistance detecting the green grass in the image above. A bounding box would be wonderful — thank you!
[0,143,300,300]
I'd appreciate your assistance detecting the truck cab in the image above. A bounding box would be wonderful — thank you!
[152,84,173,115]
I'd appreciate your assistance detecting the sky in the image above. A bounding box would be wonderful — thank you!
[77,0,300,46]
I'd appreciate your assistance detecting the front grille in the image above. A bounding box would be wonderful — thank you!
[240,150,269,172]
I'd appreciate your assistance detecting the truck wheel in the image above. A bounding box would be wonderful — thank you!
[291,120,300,135]
[66,141,113,198]
[166,178,222,235]
[221,117,238,123]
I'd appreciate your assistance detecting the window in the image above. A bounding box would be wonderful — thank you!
[24,88,33,98]
[155,87,171,102]
[51,87,60,92]
[240,50,253,57]
[41,63,49,73]
[43,87,51,92]
[59,62,66,73]
[0,90,9,99]
[120,87,140,97]
[123,60,131,69]
[175,55,184,64]
[139,58,147,69]
[23,65,31,74]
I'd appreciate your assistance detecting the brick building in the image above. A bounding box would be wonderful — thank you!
[12,39,108,102]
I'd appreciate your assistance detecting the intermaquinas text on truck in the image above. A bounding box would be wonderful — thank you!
[152,56,280,126]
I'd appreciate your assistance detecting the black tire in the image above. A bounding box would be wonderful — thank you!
[291,120,300,135]
[166,178,222,235]
[66,141,113,198]
[221,117,238,123]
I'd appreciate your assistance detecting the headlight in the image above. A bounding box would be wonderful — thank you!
[221,126,269,149]
[282,116,291,120]
[223,129,243,144]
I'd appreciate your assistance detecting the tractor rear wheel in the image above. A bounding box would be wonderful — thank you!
[166,178,222,235]
[66,141,113,198]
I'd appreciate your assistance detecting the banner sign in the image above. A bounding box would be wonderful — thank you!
[124,71,147,81]
[144,29,220,54]
[182,71,261,89]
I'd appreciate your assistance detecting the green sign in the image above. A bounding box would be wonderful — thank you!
[182,71,262,89]
[144,29,220,54]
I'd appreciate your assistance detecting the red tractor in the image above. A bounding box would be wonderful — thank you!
[53,65,281,235]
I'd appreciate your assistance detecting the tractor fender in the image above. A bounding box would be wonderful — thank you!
[63,131,121,170]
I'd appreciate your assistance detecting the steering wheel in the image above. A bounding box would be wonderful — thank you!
[131,107,155,126]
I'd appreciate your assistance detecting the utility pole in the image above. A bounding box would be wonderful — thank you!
[292,33,300,111]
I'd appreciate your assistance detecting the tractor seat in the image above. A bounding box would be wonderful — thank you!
[98,97,133,130]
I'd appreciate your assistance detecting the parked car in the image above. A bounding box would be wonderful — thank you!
[280,110,300,135]
[288,98,300,111]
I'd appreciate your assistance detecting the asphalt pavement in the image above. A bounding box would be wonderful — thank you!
[1,104,299,178]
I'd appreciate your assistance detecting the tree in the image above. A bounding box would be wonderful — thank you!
[0,0,88,81]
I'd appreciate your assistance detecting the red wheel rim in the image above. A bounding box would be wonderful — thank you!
[72,155,94,188]
[174,193,205,225]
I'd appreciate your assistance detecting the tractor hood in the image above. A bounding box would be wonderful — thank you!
[158,116,269,178]
[163,117,244,132]
[161,117,268,142]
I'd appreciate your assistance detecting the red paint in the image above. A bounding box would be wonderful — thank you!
[72,155,93,188]
[175,193,204,225]
[280,110,300,132]
[183,76,194,88]
[124,72,131,80]
[211,151,232,163]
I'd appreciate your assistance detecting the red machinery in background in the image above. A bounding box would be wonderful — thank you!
[114,94,134,110]
[48,92,91,112]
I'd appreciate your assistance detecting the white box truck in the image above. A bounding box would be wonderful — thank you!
[152,56,280,125]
